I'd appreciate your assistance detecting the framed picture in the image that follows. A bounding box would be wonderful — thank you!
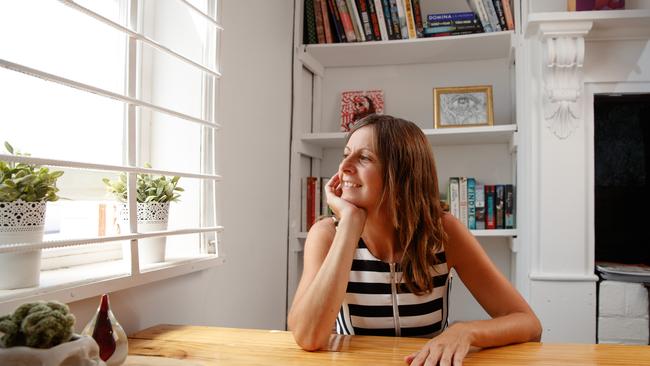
[433,85,494,128]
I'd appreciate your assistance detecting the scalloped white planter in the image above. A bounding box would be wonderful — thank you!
[0,200,46,289]
[0,335,107,366]
[118,202,169,265]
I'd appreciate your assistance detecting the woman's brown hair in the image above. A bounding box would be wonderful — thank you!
[349,114,446,295]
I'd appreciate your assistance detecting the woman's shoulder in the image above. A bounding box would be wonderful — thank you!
[305,216,337,248]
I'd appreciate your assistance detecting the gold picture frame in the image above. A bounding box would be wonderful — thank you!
[433,85,494,128]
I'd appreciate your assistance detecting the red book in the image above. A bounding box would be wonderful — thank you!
[313,0,326,43]
[335,0,358,41]
[320,0,334,42]
[306,177,317,230]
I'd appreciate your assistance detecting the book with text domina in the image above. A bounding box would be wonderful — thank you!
[340,90,385,131]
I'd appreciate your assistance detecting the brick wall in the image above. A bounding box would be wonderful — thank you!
[598,280,649,344]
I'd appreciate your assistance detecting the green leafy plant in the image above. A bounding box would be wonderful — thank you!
[0,301,75,349]
[102,163,183,203]
[0,142,63,202]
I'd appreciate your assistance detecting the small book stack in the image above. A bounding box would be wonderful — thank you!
[303,0,514,44]
[446,177,514,230]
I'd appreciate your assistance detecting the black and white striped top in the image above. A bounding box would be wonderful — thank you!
[336,239,450,338]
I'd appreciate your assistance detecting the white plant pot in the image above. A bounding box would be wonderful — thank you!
[0,200,46,290]
[118,202,169,265]
[0,335,106,366]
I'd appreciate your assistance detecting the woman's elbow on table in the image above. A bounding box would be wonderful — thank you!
[291,328,329,351]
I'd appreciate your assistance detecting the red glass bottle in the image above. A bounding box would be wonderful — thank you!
[82,294,128,366]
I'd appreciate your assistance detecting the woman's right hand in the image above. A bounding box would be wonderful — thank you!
[325,173,366,224]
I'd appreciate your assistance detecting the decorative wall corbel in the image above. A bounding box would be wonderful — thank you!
[539,22,592,139]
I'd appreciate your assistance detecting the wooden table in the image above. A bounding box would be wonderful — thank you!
[127,324,650,365]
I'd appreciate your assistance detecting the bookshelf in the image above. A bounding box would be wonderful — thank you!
[288,0,523,318]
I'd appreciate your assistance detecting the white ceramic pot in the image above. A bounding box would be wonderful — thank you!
[118,202,169,265]
[0,335,106,366]
[0,200,46,289]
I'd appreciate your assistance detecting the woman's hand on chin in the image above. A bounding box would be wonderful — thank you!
[404,323,474,366]
[326,173,366,224]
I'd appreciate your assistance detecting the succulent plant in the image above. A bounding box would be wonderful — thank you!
[0,142,63,202]
[102,163,183,203]
[0,301,75,349]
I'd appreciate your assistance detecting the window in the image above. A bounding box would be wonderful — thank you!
[0,0,223,310]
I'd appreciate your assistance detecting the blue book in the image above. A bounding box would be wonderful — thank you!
[427,12,477,23]
[467,178,476,230]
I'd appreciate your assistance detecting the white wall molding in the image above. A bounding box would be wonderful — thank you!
[538,21,592,140]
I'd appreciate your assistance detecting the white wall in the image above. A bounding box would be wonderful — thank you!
[69,0,294,334]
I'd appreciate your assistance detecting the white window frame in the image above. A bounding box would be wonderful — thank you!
[0,0,224,314]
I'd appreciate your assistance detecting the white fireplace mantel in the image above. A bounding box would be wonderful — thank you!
[519,9,650,343]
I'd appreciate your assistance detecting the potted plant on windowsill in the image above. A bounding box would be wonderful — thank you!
[102,164,182,265]
[0,142,63,289]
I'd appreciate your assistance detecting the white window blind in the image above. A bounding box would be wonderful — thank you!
[0,0,223,309]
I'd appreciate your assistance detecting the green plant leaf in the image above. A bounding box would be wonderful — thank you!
[4,141,14,154]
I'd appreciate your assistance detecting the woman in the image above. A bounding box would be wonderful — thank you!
[287,114,541,365]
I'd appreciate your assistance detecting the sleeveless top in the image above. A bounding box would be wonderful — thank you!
[336,238,451,338]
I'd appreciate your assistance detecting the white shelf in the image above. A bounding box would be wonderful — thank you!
[301,124,517,149]
[292,230,517,253]
[303,31,514,68]
[526,9,650,40]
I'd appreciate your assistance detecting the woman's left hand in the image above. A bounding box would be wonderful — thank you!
[404,323,473,366]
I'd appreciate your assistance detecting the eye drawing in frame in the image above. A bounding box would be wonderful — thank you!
[433,85,494,128]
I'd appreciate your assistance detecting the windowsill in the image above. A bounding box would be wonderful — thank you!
[0,254,224,314]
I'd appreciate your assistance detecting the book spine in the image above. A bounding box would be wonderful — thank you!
[468,178,476,230]
[410,0,424,37]
[459,177,468,228]
[468,0,493,32]
[313,0,327,43]
[482,0,502,31]
[307,177,317,230]
[495,184,504,229]
[304,0,318,44]
[387,0,402,39]
[320,0,334,42]
[366,0,381,40]
[336,0,358,41]
[486,185,495,229]
[449,177,460,221]
[402,0,418,39]
[380,0,395,40]
[424,24,482,36]
[475,183,485,230]
[491,0,507,31]
[427,12,477,23]
[346,0,366,41]
[428,18,481,27]
[372,0,389,40]
[301,177,307,231]
[501,0,514,30]
[328,0,347,42]
[356,0,375,41]
[394,0,408,39]
[321,177,331,216]
[505,184,514,229]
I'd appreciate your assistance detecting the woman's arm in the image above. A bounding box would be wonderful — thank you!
[287,175,367,351]
[407,214,541,366]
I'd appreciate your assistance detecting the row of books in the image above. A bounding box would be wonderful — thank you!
[301,177,332,232]
[446,177,514,230]
[303,0,515,44]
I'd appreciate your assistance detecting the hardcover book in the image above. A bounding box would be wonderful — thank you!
[467,178,476,230]
[505,184,514,229]
[366,0,383,40]
[340,90,385,131]
[495,184,504,229]
[448,177,460,220]
[459,177,468,227]
[372,0,390,40]
[475,183,485,230]
[485,185,495,229]
[568,0,624,11]
[411,0,424,37]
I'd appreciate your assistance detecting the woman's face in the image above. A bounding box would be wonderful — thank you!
[338,126,383,210]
